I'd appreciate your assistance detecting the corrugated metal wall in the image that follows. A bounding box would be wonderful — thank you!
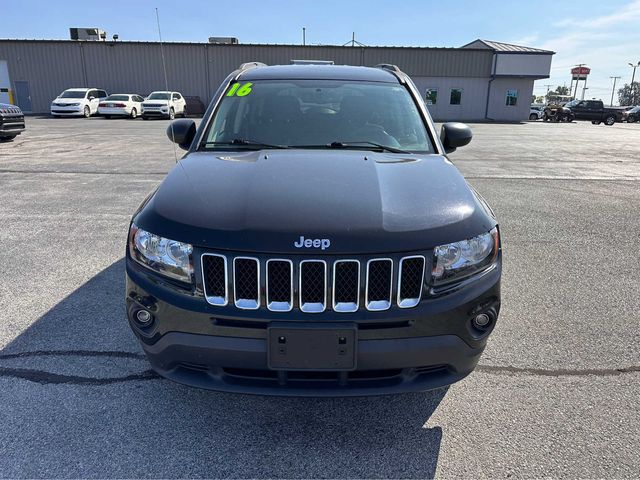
[0,40,493,113]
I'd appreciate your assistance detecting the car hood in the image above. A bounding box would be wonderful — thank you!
[134,150,497,254]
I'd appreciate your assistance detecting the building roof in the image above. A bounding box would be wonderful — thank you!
[461,39,554,54]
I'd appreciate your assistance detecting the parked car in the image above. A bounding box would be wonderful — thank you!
[98,94,145,119]
[125,62,502,396]
[625,106,640,123]
[0,103,25,141]
[50,88,108,117]
[529,105,544,120]
[564,99,618,125]
[141,91,186,119]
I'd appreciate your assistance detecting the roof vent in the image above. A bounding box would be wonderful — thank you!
[69,28,107,41]
[208,37,239,44]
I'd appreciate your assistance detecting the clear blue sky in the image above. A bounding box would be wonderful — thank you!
[4,0,640,102]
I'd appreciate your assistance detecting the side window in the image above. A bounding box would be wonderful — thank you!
[450,88,462,105]
[425,88,438,105]
[87,90,97,99]
[172,93,179,100]
[506,89,518,106]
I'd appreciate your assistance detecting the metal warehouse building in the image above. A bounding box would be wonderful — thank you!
[0,38,553,121]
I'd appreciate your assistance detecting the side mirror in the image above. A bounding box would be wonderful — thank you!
[440,122,473,154]
[89,96,95,101]
[166,119,196,150]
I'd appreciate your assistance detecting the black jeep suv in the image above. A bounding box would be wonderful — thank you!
[0,103,25,141]
[125,63,502,396]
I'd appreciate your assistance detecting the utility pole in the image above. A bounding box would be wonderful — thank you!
[610,76,621,106]
[302,27,306,46]
[629,61,640,104]
[543,84,553,99]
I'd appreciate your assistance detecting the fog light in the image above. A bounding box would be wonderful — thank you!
[136,309,152,324]
[473,313,491,328]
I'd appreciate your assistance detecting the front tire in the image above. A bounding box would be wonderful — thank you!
[182,107,187,118]
[83,106,91,118]
[604,115,615,126]
[529,113,538,121]
[628,116,636,123]
[130,108,137,119]
[168,108,175,120]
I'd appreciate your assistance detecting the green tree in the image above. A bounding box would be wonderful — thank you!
[545,85,570,101]
[617,82,640,106]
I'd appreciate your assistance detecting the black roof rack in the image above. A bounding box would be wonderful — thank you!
[238,62,267,71]
[375,63,402,73]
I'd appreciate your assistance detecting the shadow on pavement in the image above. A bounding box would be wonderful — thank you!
[0,258,447,478]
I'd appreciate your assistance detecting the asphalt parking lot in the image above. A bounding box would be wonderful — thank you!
[0,117,638,478]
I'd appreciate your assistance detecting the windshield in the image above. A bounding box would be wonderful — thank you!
[148,93,170,100]
[59,91,86,99]
[105,95,129,101]
[630,106,640,113]
[565,100,580,107]
[201,80,433,153]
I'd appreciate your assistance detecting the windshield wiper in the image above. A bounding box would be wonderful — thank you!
[203,139,290,150]
[326,141,410,154]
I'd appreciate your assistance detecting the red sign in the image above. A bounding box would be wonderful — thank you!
[571,66,591,75]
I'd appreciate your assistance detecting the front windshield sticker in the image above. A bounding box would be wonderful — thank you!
[226,82,253,97]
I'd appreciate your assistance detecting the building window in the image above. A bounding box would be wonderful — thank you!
[450,88,462,105]
[506,89,518,106]
[425,88,438,105]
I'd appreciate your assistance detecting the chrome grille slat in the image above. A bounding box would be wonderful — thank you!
[397,256,426,308]
[299,260,327,313]
[233,257,260,310]
[366,259,393,311]
[333,260,360,312]
[201,254,228,306]
[266,259,293,312]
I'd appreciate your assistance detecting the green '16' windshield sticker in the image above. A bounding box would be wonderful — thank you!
[227,82,253,97]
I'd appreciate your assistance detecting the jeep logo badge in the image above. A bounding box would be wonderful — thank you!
[294,235,331,250]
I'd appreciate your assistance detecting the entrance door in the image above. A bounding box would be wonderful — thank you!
[14,81,32,112]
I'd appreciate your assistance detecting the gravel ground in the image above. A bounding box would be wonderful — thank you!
[0,117,638,478]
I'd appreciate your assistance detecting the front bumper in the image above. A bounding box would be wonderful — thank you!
[0,114,25,136]
[142,107,169,117]
[51,106,83,115]
[125,259,501,396]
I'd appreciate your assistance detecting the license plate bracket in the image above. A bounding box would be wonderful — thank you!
[268,323,357,371]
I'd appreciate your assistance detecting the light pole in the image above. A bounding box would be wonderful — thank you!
[610,76,621,106]
[629,61,640,105]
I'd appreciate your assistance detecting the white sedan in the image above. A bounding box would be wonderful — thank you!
[98,94,145,119]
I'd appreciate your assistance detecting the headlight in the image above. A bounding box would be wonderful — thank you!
[69,103,81,106]
[432,227,499,285]
[128,224,193,283]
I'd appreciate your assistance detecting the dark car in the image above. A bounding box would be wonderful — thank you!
[626,106,640,123]
[125,63,502,396]
[564,99,618,125]
[0,103,25,141]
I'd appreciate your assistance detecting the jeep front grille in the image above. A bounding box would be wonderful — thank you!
[202,254,426,313]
